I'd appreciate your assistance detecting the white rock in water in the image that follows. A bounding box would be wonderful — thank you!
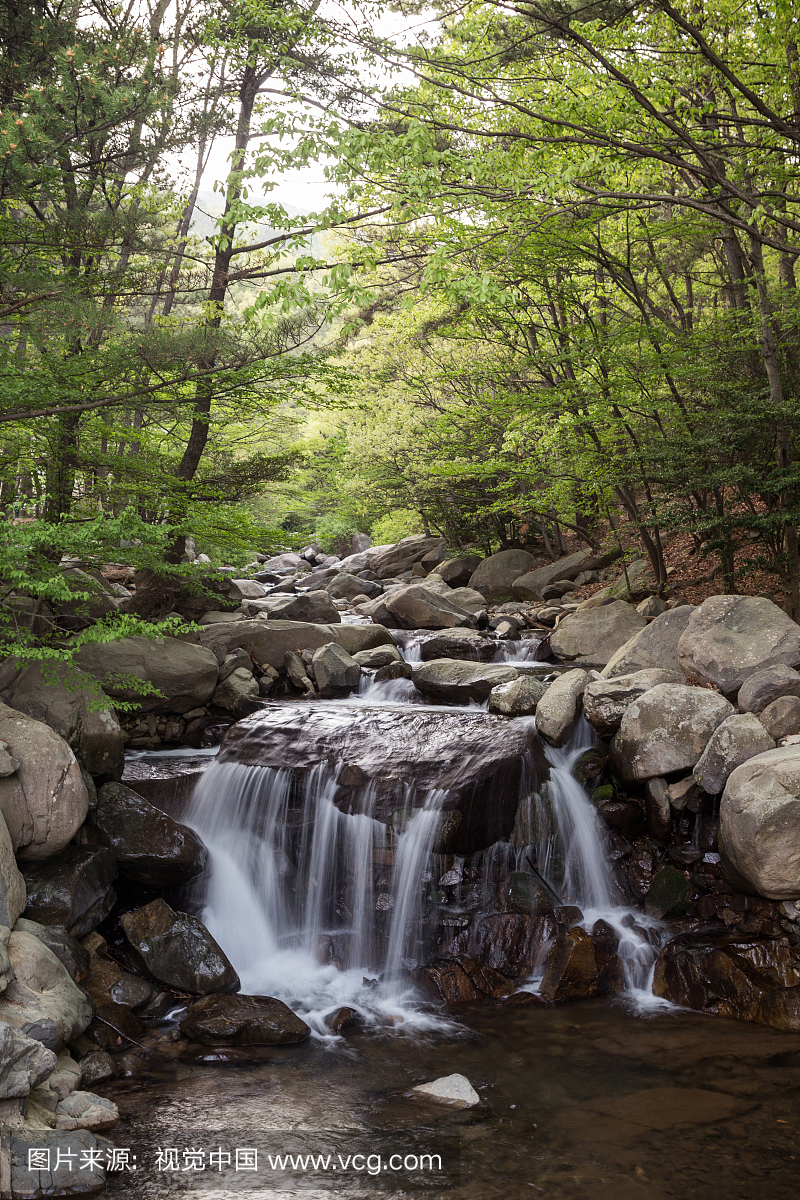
[411,1073,480,1108]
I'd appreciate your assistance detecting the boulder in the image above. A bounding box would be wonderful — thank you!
[76,637,219,714]
[0,705,88,861]
[197,619,391,671]
[21,846,117,939]
[410,1073,480,1108]
[719,746,800,898]
[610,684,734,782]
[180,993,311,1046]
[335,544,392,574]
[601,606,696,678]
[446,587,487,616]
[758,695,800,740]
[31,1051,82,1111]
[384,586,478,630]
[311,643,361,697]
[6,1130,109,1193]
[327,624,395,657]
[325,573,381,601]
[412,660,518,704]
[511,550,598,602]
[0,1024,56,1099]
[0,662,124,780]
[13,920,89,985]
[469,549,536,603]
[211,667,260,712]
[539,926,599,1000]
[644,865,692,918]
[85,782,208,886]
[227,578,267,601]
[677,595,800,696]
[442,912,556,978]
[693,714,776,795]
[583,669,682,737]
[0,931,93,1051]
[488,677,548,717]
[644,778,671,840]
[418,629,487,661]
[120,898,240,994]
[535,670,590,747]
[54,1089,119,1132]
[636,595,668,618]
[265,590,342,624]
[738,665,800,713]
[0,810,25,929]
[352,645,403,669]
[370,536,447,579]
[549,601,646,666]
[430,555,484,588]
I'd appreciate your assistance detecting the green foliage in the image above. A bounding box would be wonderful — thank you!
[312,513,365,555]
[370,509,425,545]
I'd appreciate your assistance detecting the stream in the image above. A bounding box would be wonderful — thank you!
[109,629,800,1197]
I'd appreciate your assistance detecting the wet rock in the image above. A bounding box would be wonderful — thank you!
[0,931,93,1051]
[597,800,643,839]
[430,555,484,588]
[755,986,800,1031]
[601,606,696,678]
[375,661,412,682]
[211,667,260,712]
[535,669,590,747]
[0,810,25,930]
[507,871,554,915]
[371,536,447,579]
[76,636,219,714]
[413,659,518,704]
[0,661,125,780]
[0,705,89,862]
[324,1006,363,1034]
[644,779,671,840]
[539,926,599,1001]
[610,684,734,782]
[21,847,117,940]
[180,993,310,1045]
[13,921,89,985]
[644,865,692,918]
[121,899,239,995]
[443,913,555,977]
[266,590,342,625]
[677,595,800,696]
[627,849,655,899]
[549,601,646,667]
[0,1024,57,1099]
[384,585,478,631]
[738,664,800,713]
[418,629,486,661]
[77,1052,114,1088]
[353,645,403,669]
[758,695,800,740]
[85,782,207,886]
[693,713,776,795]
[574,747,608,783]
[85,1001,143,1054]
[552,905,584,926]
[412,957,483,1004]
[583,669,682,737]
[488,677,548,717]
[411,1073,480,1108]
[590,920,624,994]
[719,745,800,898]
[311,643,361,697]
[7,1130,108,1195]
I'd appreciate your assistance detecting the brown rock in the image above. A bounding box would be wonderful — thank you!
[180,993,310,1045]
[539,926,599,1001]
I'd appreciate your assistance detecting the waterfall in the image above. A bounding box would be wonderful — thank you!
[534,719,670,1002]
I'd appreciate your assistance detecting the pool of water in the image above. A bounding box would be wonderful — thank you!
[102,999,800,1199]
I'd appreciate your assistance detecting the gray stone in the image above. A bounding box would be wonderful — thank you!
[469,549,536,603]
[677,594,800,696]
[86,782,208,886]
[57,568,120,621]
[311,643,361,697]
[447,586,487,615]
[197,619,391,671]
[412,660,518,704]
[12,920,89,985]
[78,1052,114,1088]
[0,1024,56,1099]
[329,625,395,657]
[0,705,88,861]
[488,677,548,716]
[429,555,484,588]
[7,1129,108,1193]
[637,595,668,618]
[411,1073,480,1108]
[55,1089,119,1131]
[583,669,683,737]
[384,585,478,630]
[31,1051,81,1110]
[759,695,800,740]
[265,590,342,624]
[610,684,734,782]
[719,745,800,898]
[218,648,253,681]
[0,931,93,1051]
[370,536,447,579]
[535,670,591,747]
[601,606,696,678]
[693,713,776,794]
[0,809,25,929]
[211,667,260,711]
[549,601,646,666]
[284,652,315,694]
[738,665,800,713]
[644,778,672,841]
[21,846,117,939]
[0,662,125,780]
[76,636,219,714]
[227,578,267,601]
[325,573,381,601]
[352,645,403,668]
[511,551,597,601]
[121,898,240,995]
